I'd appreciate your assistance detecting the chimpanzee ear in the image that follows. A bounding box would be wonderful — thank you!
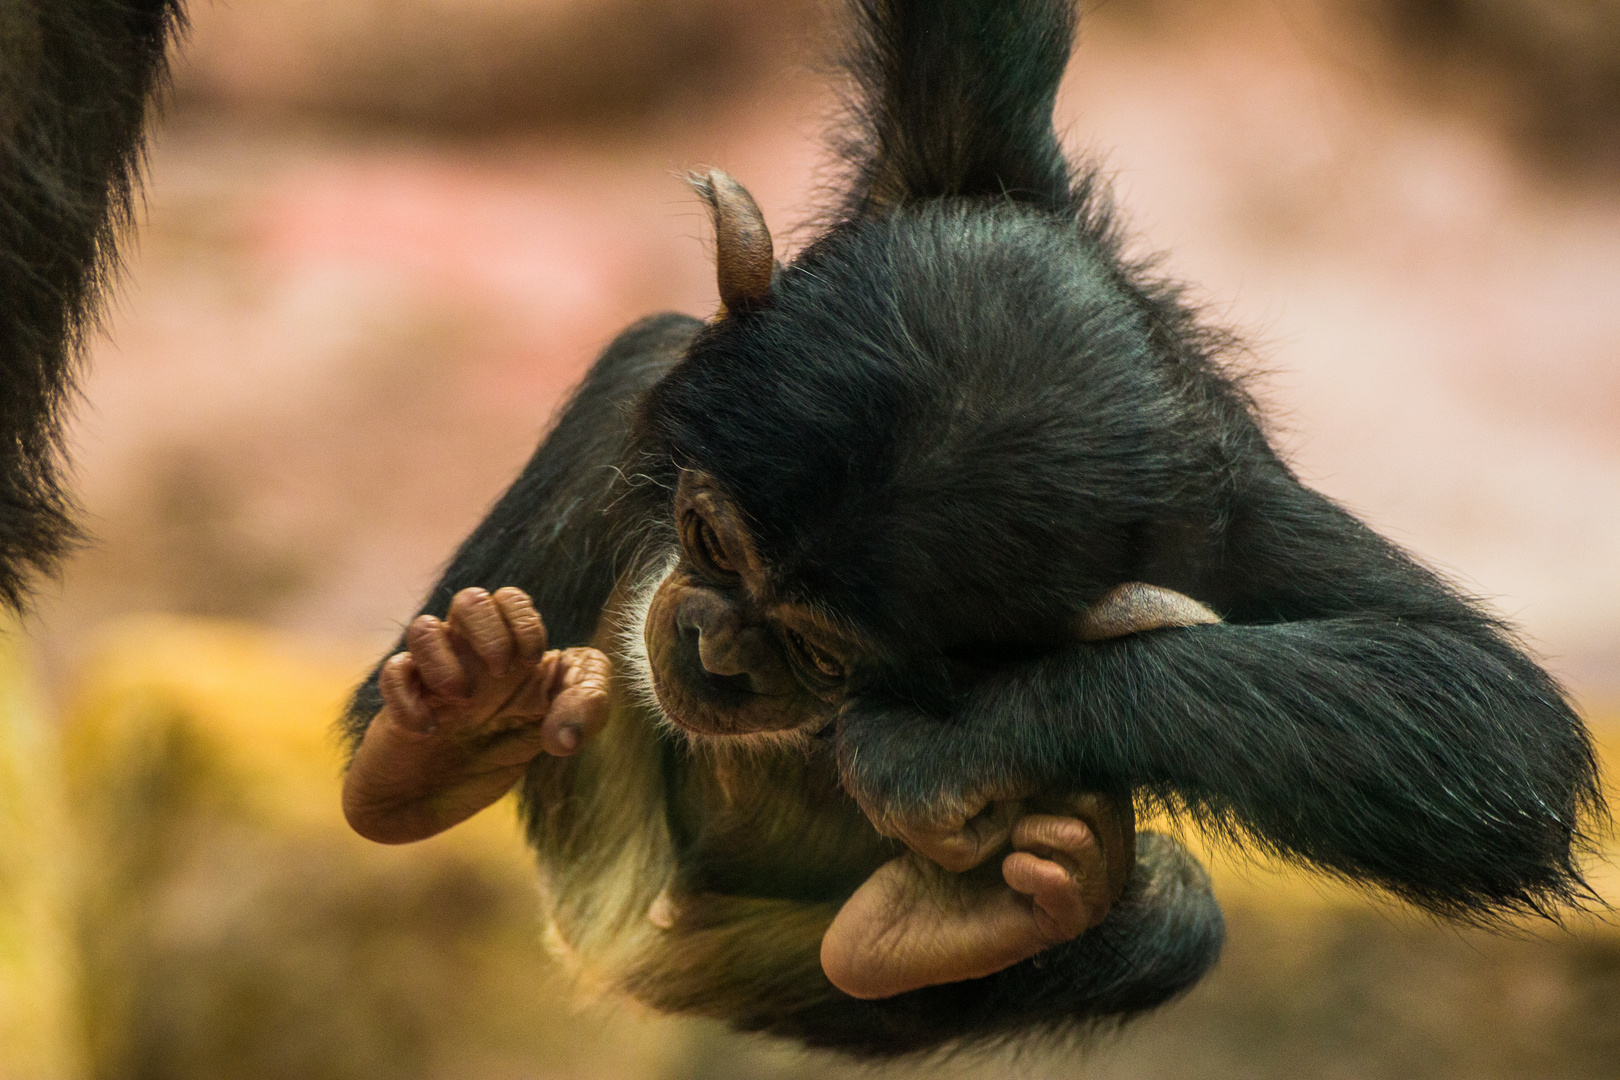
[690,169,774,315]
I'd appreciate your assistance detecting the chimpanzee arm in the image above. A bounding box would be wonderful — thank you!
[339,313,699,746]
[0,0,185,609]
[838,466,1603,920]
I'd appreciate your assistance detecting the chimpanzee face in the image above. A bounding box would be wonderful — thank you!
[640,470,866,739]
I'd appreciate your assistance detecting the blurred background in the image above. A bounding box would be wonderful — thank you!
[3,0,1619,1077]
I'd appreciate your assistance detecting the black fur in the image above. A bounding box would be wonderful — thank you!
[644,1,1601,922]
[0,0,186,610]
[347,312,1226,1054]
[344,0,1603,1056]
[834,0,1076,215]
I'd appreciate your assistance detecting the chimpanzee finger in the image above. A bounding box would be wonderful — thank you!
[447,587,513,678]
[406,614,468,699]
[1002,851,1094,943]
[493,587,548,662]
[541,647,612,757]
[1030,791,1136,903]
[379,652,435,733]
[492,649,562,720]
[894,798,1018,874]
[1011,814,1112,930]
[1011,814,1097,876]
[558,647,612,694]
[1073,582,1221,643]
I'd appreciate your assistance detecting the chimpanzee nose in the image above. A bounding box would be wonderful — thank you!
[676,591,739,673]
[674,591,791,694]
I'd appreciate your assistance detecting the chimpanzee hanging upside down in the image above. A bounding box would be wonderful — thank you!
[334,0,1603,1056]
[0,0,1600,1061]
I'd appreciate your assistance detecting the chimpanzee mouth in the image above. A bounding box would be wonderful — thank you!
[615,560,821,754]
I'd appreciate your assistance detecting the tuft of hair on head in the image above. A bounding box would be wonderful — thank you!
[831,0,1079,219]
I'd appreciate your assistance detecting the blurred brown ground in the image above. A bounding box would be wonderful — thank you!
[4,0,1620,1077]
[3,617,1616,1080]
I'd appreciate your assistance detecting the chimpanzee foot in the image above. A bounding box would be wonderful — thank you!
[344,586,611,844]
[821,800,1134,1000]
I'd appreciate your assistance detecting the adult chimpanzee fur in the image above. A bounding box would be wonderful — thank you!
[335,0,1601,1057]
[0,0,185,610]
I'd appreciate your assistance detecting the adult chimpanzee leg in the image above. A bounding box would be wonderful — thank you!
[0,0,186,609]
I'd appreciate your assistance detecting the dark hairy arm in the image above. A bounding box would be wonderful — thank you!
[839,469,1603,920]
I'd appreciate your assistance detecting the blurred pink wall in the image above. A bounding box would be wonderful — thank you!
[36,0,1620,705]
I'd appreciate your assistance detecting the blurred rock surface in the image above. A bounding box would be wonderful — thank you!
[0,625,80,1080]
[1360,0,1620,173]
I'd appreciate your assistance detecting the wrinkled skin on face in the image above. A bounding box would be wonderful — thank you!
[642,470,852,738]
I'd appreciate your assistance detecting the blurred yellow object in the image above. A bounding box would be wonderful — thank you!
[0,619,80,1080]
[56,615,698,1080]
[1,613,1613,1080]
[62,615,361,835]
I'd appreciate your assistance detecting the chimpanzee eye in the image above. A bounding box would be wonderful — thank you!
[785,627,845,680]
[685,513,735,575]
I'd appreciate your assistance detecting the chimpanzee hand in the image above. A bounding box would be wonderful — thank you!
[821,793,1135,999]
[837,583,1219,869]
[836,695,1090,879]
[849,771,1040,874]
[343,586,611,845]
